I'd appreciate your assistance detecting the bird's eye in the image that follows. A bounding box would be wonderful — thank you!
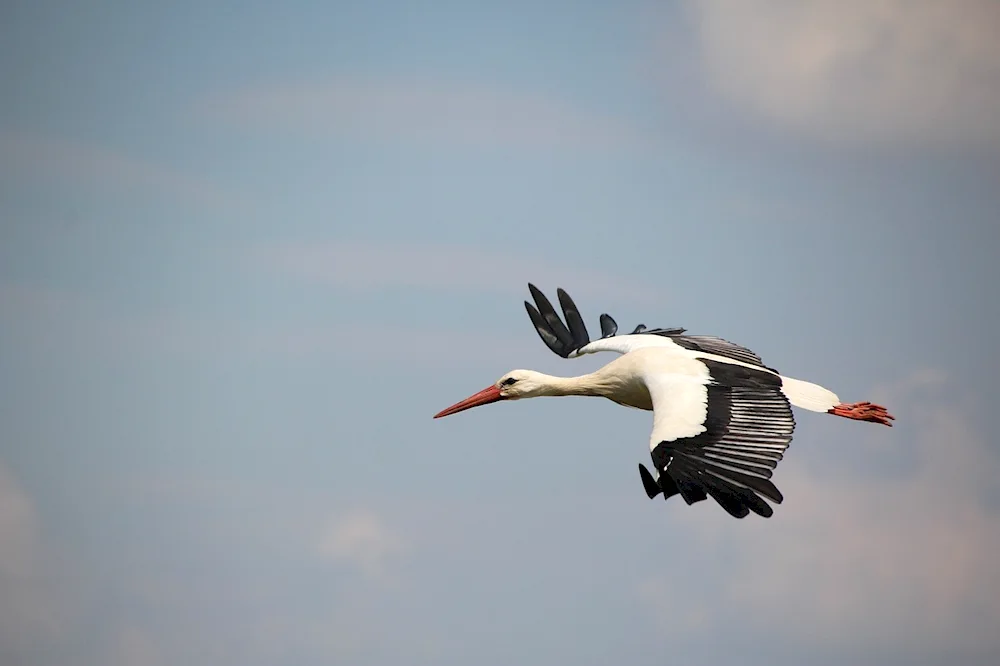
[501,377,518,386]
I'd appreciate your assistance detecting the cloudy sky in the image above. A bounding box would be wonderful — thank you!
[2,1,999,664]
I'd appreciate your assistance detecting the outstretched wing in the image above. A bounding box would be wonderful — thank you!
[642,358,796,519]
[524,284,770,369]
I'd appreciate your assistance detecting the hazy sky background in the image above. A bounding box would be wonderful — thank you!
[2,2,999,665]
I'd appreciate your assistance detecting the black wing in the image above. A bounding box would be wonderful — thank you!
[645,360,796,519]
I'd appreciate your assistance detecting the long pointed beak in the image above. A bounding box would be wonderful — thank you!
[433,385,504,419]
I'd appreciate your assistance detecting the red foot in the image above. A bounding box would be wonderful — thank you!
[828,401,895,427]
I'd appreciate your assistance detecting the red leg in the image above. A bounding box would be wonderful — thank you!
[828,401,895,426]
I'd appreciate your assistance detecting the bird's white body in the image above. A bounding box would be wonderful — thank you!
[572,333,842,415]
[434,284,894,519]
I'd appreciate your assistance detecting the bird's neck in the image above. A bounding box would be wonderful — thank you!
[536,371,616,398]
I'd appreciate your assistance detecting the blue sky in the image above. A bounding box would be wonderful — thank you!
[2,1,999,665]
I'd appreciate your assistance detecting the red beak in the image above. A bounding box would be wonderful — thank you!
[433,385,504,419]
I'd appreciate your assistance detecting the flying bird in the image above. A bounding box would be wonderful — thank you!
[434,284,894,519]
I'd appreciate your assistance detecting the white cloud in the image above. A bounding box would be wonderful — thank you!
[319,509,406,581]
[0,462,60,658]
[639,370,1000,660]
[197,75,643,151]
[684,0,1000,146]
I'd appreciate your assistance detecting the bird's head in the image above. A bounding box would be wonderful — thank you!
[433,369,552,419]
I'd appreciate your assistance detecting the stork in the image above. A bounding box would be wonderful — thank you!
[433,284,894,519]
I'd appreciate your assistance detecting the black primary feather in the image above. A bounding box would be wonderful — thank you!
[599,314,618,338]
[527,283,575,352]
[556,288,590,350]
[524,301,567,357]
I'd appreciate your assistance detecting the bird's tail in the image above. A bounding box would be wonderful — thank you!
[780,376,840,412]
[781,376,894,426]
